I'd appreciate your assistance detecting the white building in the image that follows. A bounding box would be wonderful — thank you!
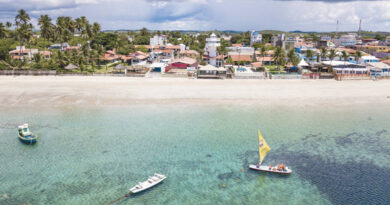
[334,34,357,47]
[227,47,255,56]
[205,33,221,67]
[150,35,167,46]
[250,31,262,45]
[9,46,38,60]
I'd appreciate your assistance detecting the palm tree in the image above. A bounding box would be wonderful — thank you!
[80,16,89,39]
[92,22,101,38]
[64,17,75,45]
[306,49,314,65]
[273,47,286,72]
[328,49,336,61]
[341,50,349,65]
[287,49,296,65]
[15,9,31,54]
[320,47,327,61]
[0,23,6,38]
[38,15,52,51]
[355,50,362,64]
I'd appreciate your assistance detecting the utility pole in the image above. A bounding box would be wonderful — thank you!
[358,19,362,38]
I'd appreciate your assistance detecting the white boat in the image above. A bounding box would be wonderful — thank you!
[129,173,166,194]
[249,130,292,174]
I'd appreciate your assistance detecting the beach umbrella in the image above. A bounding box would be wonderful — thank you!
[65,64,78,70]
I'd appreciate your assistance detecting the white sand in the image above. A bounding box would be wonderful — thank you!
[0,76,389,107]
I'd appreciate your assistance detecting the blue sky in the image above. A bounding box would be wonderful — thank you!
[0,0,389,32]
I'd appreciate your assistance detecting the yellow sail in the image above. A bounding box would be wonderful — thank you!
[258,130,271,164]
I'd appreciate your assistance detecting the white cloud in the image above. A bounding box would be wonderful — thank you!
[0,0,389,31]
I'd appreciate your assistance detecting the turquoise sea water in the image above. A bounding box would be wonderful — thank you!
[0,104,389,205]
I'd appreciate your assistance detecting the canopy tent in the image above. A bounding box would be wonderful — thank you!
[65,64,78,70]
[298,59,309,67]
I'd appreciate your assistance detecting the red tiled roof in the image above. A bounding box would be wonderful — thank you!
[230,55,252,62]
[232,44,243,47]
[39,51,52,56]
[251,62,263,67]
[257,56,274,62]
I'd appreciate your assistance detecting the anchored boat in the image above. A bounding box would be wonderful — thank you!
[249,130,292,174]
[17,124,38,144]
[129,173,166,194]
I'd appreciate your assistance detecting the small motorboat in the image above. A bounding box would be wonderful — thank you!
[129,173,166,194]
[18,123,38,144]
[249,164,292,174]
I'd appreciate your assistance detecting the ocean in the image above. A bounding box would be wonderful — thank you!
[1,104,389,205]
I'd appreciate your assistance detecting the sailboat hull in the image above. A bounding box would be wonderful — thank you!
[249,164,292,174]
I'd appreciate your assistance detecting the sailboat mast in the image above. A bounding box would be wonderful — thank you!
[258,130,261,165]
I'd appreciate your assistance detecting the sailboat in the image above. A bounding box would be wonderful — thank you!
[249,130,292,174]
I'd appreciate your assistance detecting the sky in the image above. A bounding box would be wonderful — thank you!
[0,0,390,32]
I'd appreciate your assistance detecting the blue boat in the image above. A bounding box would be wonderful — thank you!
[18,124,38,144]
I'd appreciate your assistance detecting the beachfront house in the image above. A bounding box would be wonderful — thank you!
[180,50,200,59]
[322,60,368,80]
[100,50,121,65]
[367,62,390,78]
[359,55,379,65]
[197,64,227,79]
[229,55,253,65]
[9,46,38,60]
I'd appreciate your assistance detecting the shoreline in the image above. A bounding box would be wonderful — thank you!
[0,76,389,108]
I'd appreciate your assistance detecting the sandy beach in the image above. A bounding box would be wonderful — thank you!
[0,76,389,107]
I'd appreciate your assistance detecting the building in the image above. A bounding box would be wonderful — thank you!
[283,36,296,50]
[204,33,221,67]
[227,47,255,56]
[150,35,167,46]
[271,34,285,47]
[334,34,357,47]
[359,55,379,65]
[229,55,252,65]
[9,46,38,60]
[180,50,200,59]
[197,64,227,79]
[166,57,198,71]
[250,31,262,45]
[367,62,390,77]
[49,43,70,50]
[100,50,121,64]
[322,60,368,80]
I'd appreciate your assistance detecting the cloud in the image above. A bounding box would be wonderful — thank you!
[0,0,389,31]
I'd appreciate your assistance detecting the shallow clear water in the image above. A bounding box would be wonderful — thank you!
[0,104,389,205]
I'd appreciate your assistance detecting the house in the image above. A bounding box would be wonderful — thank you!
[359,55,379,65]
[367,62,390,77]
[9,46,38,60]
[39,51,52,59]
[63,45,82,53]
[204,33,221,67]
[202,55,225,67]
[227,47,255,56]
[153,48,175,60]
[256,57,274,65]
[180,50,200,58]
[334,34,357,47]
[100,50,121,64]
[229,55,252,65]
[166,57,198,71]
[197,64,227,79]
[121,51,149,64]
[322,60,368,80]
[271,34,285,47]
[49,43,70,50]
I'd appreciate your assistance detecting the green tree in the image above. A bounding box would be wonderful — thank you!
[15,9,31,54]
[320,47,327,61]
[38,15,52,51]
[273,47,286,71]
[305,49,314,65]
[354,50,362,63]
